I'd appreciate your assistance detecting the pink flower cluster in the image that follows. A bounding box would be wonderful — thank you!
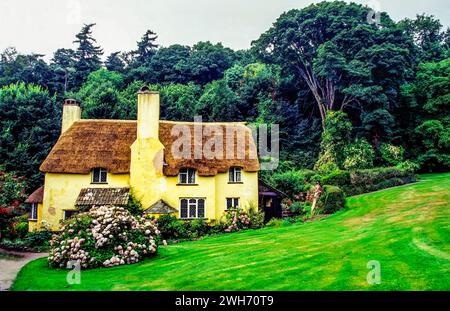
[224,209,251,233]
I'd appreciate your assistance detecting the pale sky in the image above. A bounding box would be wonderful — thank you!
[0,0,449,61]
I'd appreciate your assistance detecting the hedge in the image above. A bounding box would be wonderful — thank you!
[319,167,416,196]
[319,185,346,214]
[347,167,416,196]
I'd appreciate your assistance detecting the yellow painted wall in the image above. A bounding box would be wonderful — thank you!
[129,138,165,210]
[162,174,217,221]
[28,203,43,232]
[36,172,130,231]
[215,171,259,220]
[33,170,258,230]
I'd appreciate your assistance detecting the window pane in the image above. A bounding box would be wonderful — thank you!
[179,172,187,184]
[235,169,241,182]
[31,204,37,220]
[189,202,197,218]
[234,198,240,208]
[229,169,234,182]
[180,199,188,218]
[226,198,232,209]
[188,169,195,184]
[100,170,107,183]
[64,210,77,219]
[93,169,100,183]
[198,199,205,218]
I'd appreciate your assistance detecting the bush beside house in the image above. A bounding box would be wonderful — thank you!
[48,206,160,269]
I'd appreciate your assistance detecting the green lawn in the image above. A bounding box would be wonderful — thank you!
[12,173,450,291]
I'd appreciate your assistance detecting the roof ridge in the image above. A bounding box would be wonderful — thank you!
[77,119,248,126]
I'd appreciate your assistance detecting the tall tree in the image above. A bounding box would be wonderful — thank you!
[50,48,76,94]
[0,83,60,189]
[133,30,158,64]
[178,41,236,85]
[105,52,126,72]
[399,14,449,62]
[252,1,415,130]
[0,48,53,91]
[72,23,103,90]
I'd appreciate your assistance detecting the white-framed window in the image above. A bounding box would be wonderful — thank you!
[179,168,196,184]
[30,203,38,220]
[229,167,242,183]
[92,168,107,183]
[180,198,205,219]
[64,210,78,220]
[226,198,240,210]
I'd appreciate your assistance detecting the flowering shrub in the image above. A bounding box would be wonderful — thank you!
[222,208,251,232]
[286,183,322,216]
[0,171,28,239]
[381,143,404,166]
[48,206,160,269]
[343,138,375,170]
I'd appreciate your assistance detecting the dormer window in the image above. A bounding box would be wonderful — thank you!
[229,167,242,183]
[92,168,107,184]
[179,168,196,185]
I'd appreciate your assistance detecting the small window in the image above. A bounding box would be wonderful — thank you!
[64,210,78,220]
[226,198,240,210]
[179,168,196,184]
[180,198,205,219]
[92,168,107,183]
[229,167,242,183]
[30,203,38,220]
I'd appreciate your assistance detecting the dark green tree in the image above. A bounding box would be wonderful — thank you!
[74,69,126,119]
[252,1,415,132]
[72,23,104,89]
[178,41,236,85]
[133,30,158,64]
[0,83,60,189]
[105,52,126,73]
[399,14,449,62]
[50,48,76,94]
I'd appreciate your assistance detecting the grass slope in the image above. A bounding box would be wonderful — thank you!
[12,173,450,291]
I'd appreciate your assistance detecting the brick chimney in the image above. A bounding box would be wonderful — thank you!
[61,99,81,133]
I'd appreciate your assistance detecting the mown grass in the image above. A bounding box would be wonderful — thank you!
[12,173,450,291]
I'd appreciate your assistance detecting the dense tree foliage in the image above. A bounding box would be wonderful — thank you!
[0,1,448,192]
[0,83,60,188]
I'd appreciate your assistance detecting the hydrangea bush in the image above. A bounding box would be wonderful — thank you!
[222,208,251,232]
[48,206,160,269]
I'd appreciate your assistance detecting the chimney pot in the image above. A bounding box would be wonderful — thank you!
[64,98,79,106]
[138,86,158,95]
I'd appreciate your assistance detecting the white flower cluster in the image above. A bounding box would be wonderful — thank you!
[48,237,92,269]
[48,206,160,269]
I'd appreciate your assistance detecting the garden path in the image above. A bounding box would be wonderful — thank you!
[0,248,47,291]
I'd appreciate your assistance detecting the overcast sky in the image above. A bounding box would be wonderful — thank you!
[0,0,449,61]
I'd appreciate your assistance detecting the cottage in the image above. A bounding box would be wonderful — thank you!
[27,87,260,231]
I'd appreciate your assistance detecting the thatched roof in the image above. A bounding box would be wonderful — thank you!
[25,186,44,203]
[145,200,178,214]
[75,188,130,206]
[40,120,259,176]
